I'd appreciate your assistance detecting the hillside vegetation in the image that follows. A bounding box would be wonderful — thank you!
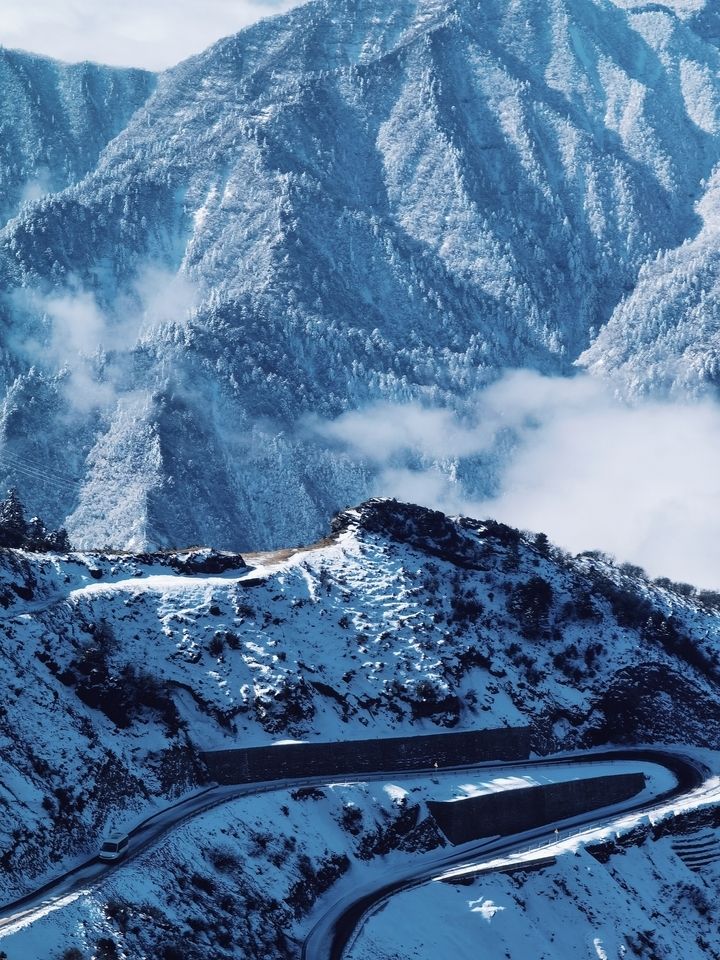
[1,0,720,547]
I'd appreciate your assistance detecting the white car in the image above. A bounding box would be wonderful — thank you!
[99,833,129,862]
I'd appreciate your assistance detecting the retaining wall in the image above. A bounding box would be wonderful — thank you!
[427,771,646,845]
[202,726,530,785]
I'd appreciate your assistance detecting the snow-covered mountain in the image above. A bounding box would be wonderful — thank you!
[2,500,720,956]
[581,166,720,396]
[0,48,154,230]
[2,0,720,549]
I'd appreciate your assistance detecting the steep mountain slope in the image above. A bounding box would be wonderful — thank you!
[0,48,155,229]
[351,835,720,960]
[581,167,720,396]
[4,761,709,960]
[2,0,720,548]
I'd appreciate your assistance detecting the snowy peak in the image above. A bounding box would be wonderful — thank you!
[181,0,455,79]
[333,498,500,568]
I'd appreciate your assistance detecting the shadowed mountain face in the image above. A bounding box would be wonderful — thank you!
[1,0,719,549]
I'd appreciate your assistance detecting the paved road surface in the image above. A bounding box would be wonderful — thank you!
[0,748,707,951]
[301,748,709,960]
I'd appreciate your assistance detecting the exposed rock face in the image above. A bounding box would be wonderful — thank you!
[333,499,491,569]
[590,663,720,746]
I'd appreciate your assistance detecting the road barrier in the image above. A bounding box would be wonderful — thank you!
[202,726,530,784]
[428,771,647,844]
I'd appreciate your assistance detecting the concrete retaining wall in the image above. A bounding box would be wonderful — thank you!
[202,726,530,785]
[427,771,646,845]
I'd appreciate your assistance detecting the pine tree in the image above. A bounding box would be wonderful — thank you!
[47,527,71,553]
[0,488,72,552]
[0,488,26,548]
[25,516,47,551]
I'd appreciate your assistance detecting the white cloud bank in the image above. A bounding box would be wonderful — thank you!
[15,267,198,412]
[313,371,720,589]
[1,0,303,71]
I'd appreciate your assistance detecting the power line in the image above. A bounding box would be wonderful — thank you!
[0,450,82,493]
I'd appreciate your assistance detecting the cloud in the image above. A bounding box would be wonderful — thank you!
[33,287,115,413]
[311,401,494,462]
[310,371,720,589]
[15,266,198,413]
[1,0,304,70]
[19,168,52,205]
[474,373,720,590]
[118,266,199,346]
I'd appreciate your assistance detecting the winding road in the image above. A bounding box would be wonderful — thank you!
[301,748,709,960]
[0,748,710,954]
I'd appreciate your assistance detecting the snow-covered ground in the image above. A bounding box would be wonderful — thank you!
[348,751,720,960]
[421,759,676,806]
[348,833,720,960]
[0,750,711,960]
[0,500,720,955]
[0,754,690,959]
[351,821,720,960]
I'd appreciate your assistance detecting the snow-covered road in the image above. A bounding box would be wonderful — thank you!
[0,748,708,951]
[301,748,710,960]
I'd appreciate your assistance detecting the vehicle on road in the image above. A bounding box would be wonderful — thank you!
[99,833,129,862]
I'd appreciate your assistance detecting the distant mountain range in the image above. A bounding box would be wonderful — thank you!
[1,0,720,549]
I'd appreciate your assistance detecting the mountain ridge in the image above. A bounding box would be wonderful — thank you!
[0,47,155,230]
[2,0,720,549]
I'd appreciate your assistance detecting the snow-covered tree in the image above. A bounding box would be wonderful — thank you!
[0,488,26,548]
